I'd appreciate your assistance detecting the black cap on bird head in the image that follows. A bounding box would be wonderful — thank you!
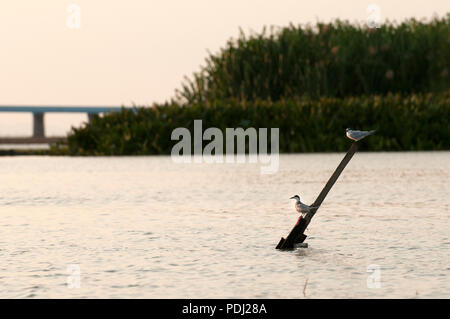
[290,195,300,200]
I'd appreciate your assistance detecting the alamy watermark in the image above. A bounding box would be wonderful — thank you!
[366,4,382,29]
[171,120,279,174]
[66,4,81,29]
[366,264,381,288]
[67,264,81,288]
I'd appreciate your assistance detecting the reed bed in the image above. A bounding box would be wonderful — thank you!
[63,18,450,155]
[177,16,450,103]
[63,90,449,155]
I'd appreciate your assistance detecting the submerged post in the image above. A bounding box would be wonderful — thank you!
[276,142,359,249]
[33,112,45,138]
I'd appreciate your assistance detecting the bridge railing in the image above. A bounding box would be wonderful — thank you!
[0,106,123,139]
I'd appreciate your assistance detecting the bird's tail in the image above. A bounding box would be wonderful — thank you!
[368,129,377,135]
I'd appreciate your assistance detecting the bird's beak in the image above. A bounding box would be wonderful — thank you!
[290,196,295,199]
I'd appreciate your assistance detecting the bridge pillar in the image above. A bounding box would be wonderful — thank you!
[33,113,45,138]
[87,113,99,124]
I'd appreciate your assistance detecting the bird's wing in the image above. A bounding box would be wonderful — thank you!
[352,130,376,140]
[300,202,313,212]
[350,130,366,138]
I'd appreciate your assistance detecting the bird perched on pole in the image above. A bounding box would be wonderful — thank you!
[346,128,376,141]
[290,195,317,217]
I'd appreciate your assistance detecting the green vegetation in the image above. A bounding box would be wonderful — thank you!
[177,16,449,102]
[61,90,449,155]
[62,17,450,155]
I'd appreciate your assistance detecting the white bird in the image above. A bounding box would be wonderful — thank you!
[346,128,376,141]
[290,195,317,217]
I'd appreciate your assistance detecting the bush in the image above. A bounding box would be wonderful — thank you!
[64,90,450,155]
[176,16,450,102]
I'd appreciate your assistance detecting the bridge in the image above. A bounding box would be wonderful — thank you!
[0,105,123,144]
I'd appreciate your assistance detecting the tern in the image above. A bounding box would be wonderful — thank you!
[346,128,376,141]
[290,195,317,217]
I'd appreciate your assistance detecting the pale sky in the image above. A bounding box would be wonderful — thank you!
[0,0,448,136]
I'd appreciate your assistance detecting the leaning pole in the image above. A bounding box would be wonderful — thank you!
[276,142,359,249]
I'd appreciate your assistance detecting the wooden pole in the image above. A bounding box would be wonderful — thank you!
[276,142,359,249]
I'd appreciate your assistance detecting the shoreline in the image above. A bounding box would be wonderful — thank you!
[1,149,449,156]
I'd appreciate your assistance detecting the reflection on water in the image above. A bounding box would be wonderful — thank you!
[0,152,448,298]
[0,144,49,150]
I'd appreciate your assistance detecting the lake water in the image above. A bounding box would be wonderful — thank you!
[0,152,448,298]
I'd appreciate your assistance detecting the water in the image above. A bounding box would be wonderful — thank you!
[0,152,448,298]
